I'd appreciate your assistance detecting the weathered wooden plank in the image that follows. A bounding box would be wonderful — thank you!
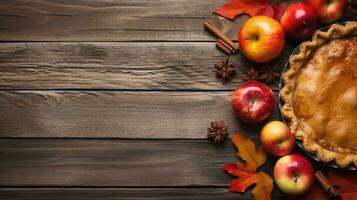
[0,42,297,90]
[1,0,335,42]
[0,187,285,200]
[0,91,281,138]
[0,139,276,187]
[0,0,248,41]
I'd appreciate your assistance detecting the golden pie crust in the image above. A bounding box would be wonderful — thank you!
[281,22,357,168]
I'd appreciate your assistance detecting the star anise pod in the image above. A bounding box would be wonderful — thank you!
[215,57,236,83]
[259,63,281,84]
[207,120,228,145]
[243,67,260,82]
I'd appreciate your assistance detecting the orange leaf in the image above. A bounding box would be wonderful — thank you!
[224,164,273,200]
[224,163,258,192]
[232,132,267,171]
[224,133,272,199]
[213,0,274,20]
[252,172,273,200]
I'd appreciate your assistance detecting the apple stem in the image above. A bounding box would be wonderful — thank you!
[244,35,259,41]
[302,21,307,27]
[294,174,299,183]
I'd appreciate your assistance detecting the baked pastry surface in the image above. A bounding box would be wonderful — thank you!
[281,22,357,168]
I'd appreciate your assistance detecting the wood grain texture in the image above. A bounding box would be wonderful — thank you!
[0,42,297,90]
[0,139,277,187]
[0,187,285,200]
[0,0,249,41]
[0,91,281,138]
[0,0,310,42]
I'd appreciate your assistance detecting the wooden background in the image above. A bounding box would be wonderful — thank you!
[0,0,355,199]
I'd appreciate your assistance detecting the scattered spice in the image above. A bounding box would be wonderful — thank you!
[300,170,357,200]
[243,67,260,82]
[207,120,228,145]
[315,171,342,200]
[243,63,281,84]
[259,63,280,83]
[204,20,238,54]
[215,57,236,83]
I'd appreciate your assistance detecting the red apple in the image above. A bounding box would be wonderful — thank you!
[280,3,317,40]
[238,16,285,63]
[274,154,314,195]
[306,0,347,24]
[260,121,295,156]
[231,82,275,123]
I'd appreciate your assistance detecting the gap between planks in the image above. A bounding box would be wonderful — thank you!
[0,187,285,199]
[0,90,282,139]
[0,0,242,42]
[0,41,297,90]
[0,139,277,187]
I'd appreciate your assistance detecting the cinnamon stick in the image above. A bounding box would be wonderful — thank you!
[204,20,238,51]
[207,20,239,51]
[216,41,231,55]
[315,171,342,200]
[218,39,235,53]
[206,20,236,50]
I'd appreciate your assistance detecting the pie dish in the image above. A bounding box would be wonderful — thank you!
[280,22,357,168]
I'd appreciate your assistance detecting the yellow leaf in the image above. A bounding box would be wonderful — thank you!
[252,172,273,200]
[232,132,267,170]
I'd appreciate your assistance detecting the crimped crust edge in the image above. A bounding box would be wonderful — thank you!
[280,22,357,168]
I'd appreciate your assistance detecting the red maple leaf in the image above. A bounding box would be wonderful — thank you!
[213,0,285,21]
[224,162,258,192]
[272,3,286,21]
[224,163,273,200]
[223,133,273,200]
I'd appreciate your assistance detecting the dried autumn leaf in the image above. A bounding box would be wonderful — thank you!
[232,132,267,171]
[252,172,273,200]
[224,164,273,200]
[224,133,273,200]
[272,3,286,21]
[213,0,275,20]
[224,163,257,192]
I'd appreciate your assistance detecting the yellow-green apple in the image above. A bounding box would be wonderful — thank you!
[280,3,317,40]
[238,16,285,63]
[260,121,295,156]
[274,154,314,195]
[231,82,275,123]
[306,0,347,24]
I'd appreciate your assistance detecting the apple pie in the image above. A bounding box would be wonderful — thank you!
[280,22,357,168]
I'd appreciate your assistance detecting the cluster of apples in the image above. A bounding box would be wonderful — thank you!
[231,83,314,195]
[238,0,347,63]
[262,122,314,195]
[230,0,347,195]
